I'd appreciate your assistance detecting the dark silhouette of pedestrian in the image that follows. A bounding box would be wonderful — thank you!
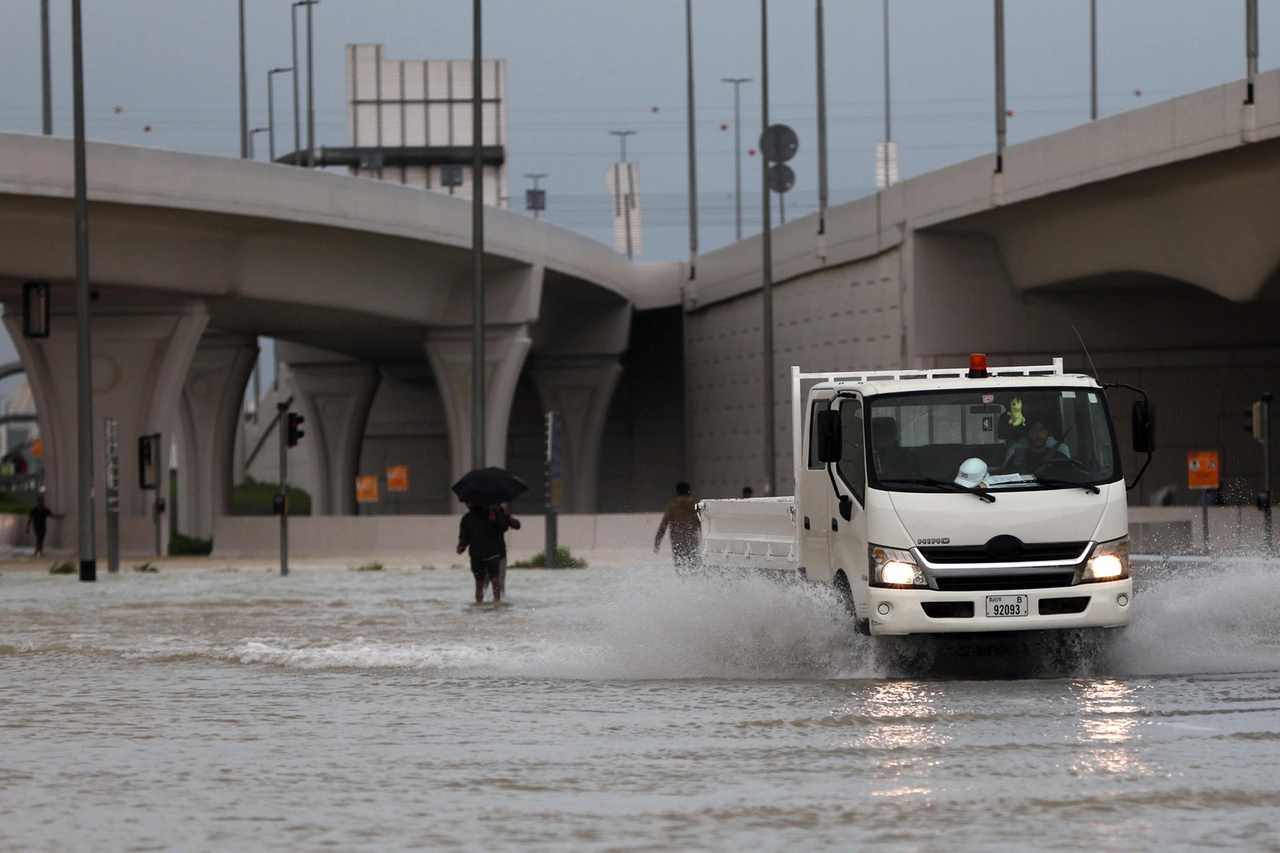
[655,482,700,570]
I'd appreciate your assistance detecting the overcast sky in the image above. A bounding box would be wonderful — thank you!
[0,1,1275,376]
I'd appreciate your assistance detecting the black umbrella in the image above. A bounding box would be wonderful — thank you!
[451,467,529,505]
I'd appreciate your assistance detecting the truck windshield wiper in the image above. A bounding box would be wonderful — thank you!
[878,478,996,503]
[1033,477,1101,495]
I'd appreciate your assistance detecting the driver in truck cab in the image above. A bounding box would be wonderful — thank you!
[1005,416,1069,473]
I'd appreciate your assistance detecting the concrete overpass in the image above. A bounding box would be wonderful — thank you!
[0,134,682,552]
[685,68,1280,506]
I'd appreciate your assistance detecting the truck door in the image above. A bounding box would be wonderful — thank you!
[799,392,834,581]
[830,395,868,594]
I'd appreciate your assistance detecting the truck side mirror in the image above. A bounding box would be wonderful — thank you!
[1132,400,1156,454]
[815,409,842,463]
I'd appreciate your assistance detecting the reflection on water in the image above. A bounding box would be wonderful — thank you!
[1075,678,1145,774]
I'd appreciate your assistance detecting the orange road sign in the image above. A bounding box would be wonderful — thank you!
[30,438,44,457]
[1187,451,1220,490]
[386,465,409,492]
[355,475,379,503]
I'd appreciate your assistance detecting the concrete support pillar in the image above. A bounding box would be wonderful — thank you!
[285,356,381,516]
[176,331,258,540]
[529,355,623,514]
[425,324,532,488]
[3,302,209,555]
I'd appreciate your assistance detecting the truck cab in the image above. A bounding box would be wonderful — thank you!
[699,356,1154,638]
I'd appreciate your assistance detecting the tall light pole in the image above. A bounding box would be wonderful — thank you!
[268,67,292,162]
[41,0,52,135]
[722,78,751,242]
[71,0,96,581]
[1247,0,1259,105]
[760,0,775,495]
[239,0,249,158]
[306,0,317,167]
[471,0,485,470]
[609,130,637,260]
[994,0,1006,173]
[815,0,829,235]
[1090,0,1098,120]
[685,0,698,280]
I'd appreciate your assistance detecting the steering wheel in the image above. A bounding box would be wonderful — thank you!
[1034,457,1089,477]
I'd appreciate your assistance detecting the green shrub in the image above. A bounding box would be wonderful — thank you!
[232,476,311,516]
[0,492,35,515]
[169,532,213,556]
[511,547,587,569]
[133,562,159,573]
[49,561,75,575]
[353,562,384,572]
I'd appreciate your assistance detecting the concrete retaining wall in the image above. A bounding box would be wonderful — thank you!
[212,512,664,560]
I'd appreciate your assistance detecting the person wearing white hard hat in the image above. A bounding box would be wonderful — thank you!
[954,457,989,489]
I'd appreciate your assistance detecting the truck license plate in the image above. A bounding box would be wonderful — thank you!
[986,595,1029,617]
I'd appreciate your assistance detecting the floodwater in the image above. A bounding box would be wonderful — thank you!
[2,556,1279,852]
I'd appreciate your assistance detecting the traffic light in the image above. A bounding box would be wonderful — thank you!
[287,412,305,447]
[1245,401,1267,443]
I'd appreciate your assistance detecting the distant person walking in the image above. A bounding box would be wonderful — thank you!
[457,503,521,603]
[655,481,700,570]
[26,496,62,557]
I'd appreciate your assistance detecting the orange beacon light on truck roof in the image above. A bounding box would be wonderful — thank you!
[967,353,989,378]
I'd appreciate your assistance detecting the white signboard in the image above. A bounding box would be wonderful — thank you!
[605,161,643,257]
[875,141,899,188]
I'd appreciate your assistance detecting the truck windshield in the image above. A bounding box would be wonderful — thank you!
[865,387,1119,494]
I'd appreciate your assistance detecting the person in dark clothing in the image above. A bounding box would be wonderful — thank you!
[457,503,521,603]
[26,496,62,557]
[1007,418,1068,473]
[655,482,700,570]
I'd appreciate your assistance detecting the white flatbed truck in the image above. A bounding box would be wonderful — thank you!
[697,355,1154,637]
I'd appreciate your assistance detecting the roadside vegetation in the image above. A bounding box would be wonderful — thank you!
[511,547,587,569]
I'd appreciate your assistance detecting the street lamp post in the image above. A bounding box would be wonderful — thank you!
[1090,0,1098,120]
[760,0,775,495]
[994,0,1006,173]
[883,0,891,144]
[815,0,828,235]
[239,0,249,158]
[71,0,96,581]
[722,78,751,242]
[306,0,317,167]
[471,0,485,470]
[685,0,698,280]
[41,0,52,135]
[1247,0,1259,105]
[268,67,293,162]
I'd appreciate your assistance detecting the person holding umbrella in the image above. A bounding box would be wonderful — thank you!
[453,467,527,603]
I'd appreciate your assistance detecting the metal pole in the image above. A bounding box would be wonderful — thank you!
[41,0,52,135]
[994,0,1006,173]
[685,0,698,279]
[72,0,96,582]
[306,0,316,166]
[239,0,249,158]
[253,351,261,424]
[609,131,637,260]
[1264,392,1273,552]
[815,0,828,235]
[1247,0,1259,105]
[278,401,289,576]
[723,79,750,242]
[883,0,891,144]
[291,4,301,164]
[761,0,775,495]
[1090,0,1098,120]
[471,0,486,470]
[105,419,119,573]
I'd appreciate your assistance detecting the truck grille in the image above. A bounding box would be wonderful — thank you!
[918,540,1089,565]
[933,572,1077,591]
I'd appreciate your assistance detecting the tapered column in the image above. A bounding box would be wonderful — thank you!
[176,331,259,539]
[4,302,209,555]
[529,355,622,514]
[283,350,381,516]
[425,324,532,488]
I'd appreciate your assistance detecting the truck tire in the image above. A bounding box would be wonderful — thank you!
[834,571,855,614]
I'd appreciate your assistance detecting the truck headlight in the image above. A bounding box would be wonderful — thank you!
[869,545,926,588]
[1083,536,1129,582]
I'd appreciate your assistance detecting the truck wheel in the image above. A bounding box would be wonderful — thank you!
[834,571,855,614]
